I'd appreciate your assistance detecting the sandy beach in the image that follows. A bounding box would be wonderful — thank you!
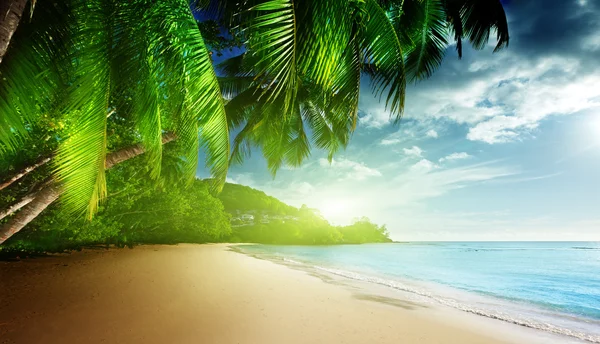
[0,244,544,344]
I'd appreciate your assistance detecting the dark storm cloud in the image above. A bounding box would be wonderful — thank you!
[505,0,600,58]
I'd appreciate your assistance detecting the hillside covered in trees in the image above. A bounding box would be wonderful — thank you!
[0,156,391,256]
[218,183,299,215]
[218,184,390,245]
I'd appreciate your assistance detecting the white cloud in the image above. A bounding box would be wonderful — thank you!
[403,146,423,158]
[582,33,600,51]
[468,60,492,73]
[439,152,471,162]
[359,112,388,129]
[402,52,600,144]
[380,138,402,145]
[466,116,528,143]
[226,173,256,186]
[410,159,438,173]
[466,63,600,143]
[318,157,382,181]
[253,157,517,226]
[426,129,439,138]
[228,149,527,235]
[290,181,315,195]
[358,90,394,129]
[385,162,517,206]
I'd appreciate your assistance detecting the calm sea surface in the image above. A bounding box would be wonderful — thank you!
[238,242,600,343]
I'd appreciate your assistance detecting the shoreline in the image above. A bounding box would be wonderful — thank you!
[0,244,570,343]
[234,244,590,344]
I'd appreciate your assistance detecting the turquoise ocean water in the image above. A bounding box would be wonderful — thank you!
[239,242,600,343]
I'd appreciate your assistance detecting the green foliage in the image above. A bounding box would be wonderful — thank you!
[228,217,391,245]
[217,183,298,215]
[221,0,510,173]
[0,0,510,227]
[1,155,231,254]
[0,1,69,155]
[339,217,391,244]
[196,20,243,56]
[400,0,448,81]
[1,0,230,220]
[219,187,391,245]
[1,157,390,255]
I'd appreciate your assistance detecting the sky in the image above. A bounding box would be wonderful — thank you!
[199,0,600,241]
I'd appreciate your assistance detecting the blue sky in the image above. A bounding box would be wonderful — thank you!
[200,0,600,241]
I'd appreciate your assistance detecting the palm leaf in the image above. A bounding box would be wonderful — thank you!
[217,53,253,77]
[55,0,113,219]
[246,0,298,112]
[296,0,354,91]
[329,33,362,133]
[153,0,230,190]
[117,1,164,181]
[302,99,341,161]
[403,0,448,81]
[362,0,407,122]
[461,0,509,51]
[0,1,70,156]
[224,86,262,128]
[219,76,257,99]
[443,0,464,58]
[284,106,311,167]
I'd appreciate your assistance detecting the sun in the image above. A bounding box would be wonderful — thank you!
[319,199,349,222]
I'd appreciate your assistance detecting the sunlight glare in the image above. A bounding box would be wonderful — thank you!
[319,199,349,222]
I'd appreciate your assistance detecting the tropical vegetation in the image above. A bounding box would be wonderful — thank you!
[0,155,390,257]
[0,0,509,245]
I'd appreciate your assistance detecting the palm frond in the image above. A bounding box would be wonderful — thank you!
[258,103,296,175]
[246,0,298,112]
[117,1,164,180]
[219,76,257,99]
[329,32,362,133]
[284,107,311,167]
[217,53,253,77]
[296,0,354,91]
[55,0,113,219]
[461,0,509,52]
[0,1,70,156]
[134,74,163,180]
[443,0,464,58]
[362,0,407,122]
[302,99,341,161]
[154,0,230,190]
[224,86,262,128]
[403,0,448,81]
[230,111,263,165]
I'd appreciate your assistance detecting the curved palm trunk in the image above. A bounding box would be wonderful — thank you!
[0,191,36,221]
[0,156,51,191]
[0,183,59,244]
[0,0,28,63]
[0,133,176,245]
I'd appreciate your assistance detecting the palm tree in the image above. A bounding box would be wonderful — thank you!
[0,0,31,63]
[0,0,509,244]
[1,0,228,243]
[218,0,509,172]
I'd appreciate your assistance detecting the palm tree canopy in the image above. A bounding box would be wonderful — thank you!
[0,0,509,219]
[217,0,509,172]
